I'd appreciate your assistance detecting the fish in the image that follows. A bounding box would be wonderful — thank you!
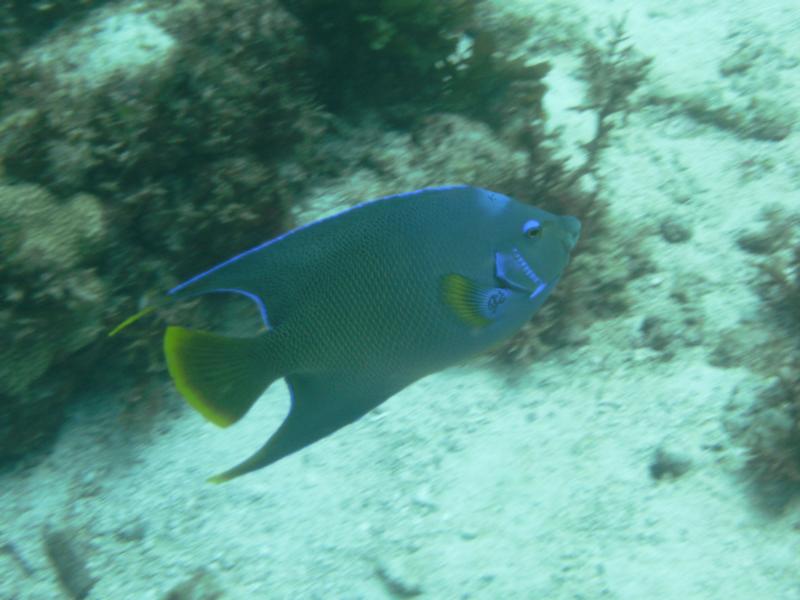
[112,185,581,482]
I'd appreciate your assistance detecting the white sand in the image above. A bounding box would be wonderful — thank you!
[2,0,799,598]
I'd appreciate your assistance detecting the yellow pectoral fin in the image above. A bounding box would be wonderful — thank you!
[108,306,157,337]
[441,273,492,328]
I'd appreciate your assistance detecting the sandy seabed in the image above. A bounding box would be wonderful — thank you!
[1,0,799,598]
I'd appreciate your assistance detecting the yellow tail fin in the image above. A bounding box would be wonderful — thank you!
[164,326,279,428]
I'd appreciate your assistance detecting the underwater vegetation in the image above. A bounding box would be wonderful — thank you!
[723,208,800,511]
[286,0,468,114]
[0,0,317,461]
[0,2,651,463]
[0,183,108,459]
[286,0,552,136]
[285,0,477,110]
[495,18,653,362]
[748,229,800,495]
[569,17,653,185]
[0,0,112,56]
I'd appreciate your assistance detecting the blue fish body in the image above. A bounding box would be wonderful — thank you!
[136,185,580,481]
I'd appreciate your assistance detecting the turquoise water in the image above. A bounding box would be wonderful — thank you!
[1,1,798,598]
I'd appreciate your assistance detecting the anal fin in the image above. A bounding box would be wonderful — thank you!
[208,372,397,483]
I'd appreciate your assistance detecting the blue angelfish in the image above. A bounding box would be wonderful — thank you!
[113,185,581,482]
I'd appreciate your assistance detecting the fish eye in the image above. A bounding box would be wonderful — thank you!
[523,219,542,239]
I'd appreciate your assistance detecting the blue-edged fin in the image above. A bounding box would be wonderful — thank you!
[164,327,281,429]
[108,306,158,337]
[441,274,511,328]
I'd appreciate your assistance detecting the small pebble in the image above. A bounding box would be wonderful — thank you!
[640,316,671,352]
[375,558,423,598]
[660,218,693,243]
[649,446,692,480]
[161,568,222,600]
[116,518,147,542]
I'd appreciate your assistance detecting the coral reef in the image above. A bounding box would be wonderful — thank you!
[0,0,112,56]
[285,0,550,133]
[285,0,478,116]
[0,183,108,460]
[0,0,318,461]
[0,2,651,463]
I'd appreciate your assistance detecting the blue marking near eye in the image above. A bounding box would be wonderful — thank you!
[523,219,541,235]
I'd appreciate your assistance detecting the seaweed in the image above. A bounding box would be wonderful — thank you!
[745,236,800,495]
[284,0,552,133]
[492,18,654,364]
[747,369,800,482]
[285,0,478,118]
[0,0,113,57]
[0,2,652,459]
[0,0,325,461]
[566,15,653,188]
[723,212,800,511]
[756,243,800,320]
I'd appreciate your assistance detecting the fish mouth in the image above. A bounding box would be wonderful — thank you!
[511,248,547,300]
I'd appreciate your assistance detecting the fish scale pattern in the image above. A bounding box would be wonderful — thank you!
[163,186,579,479]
